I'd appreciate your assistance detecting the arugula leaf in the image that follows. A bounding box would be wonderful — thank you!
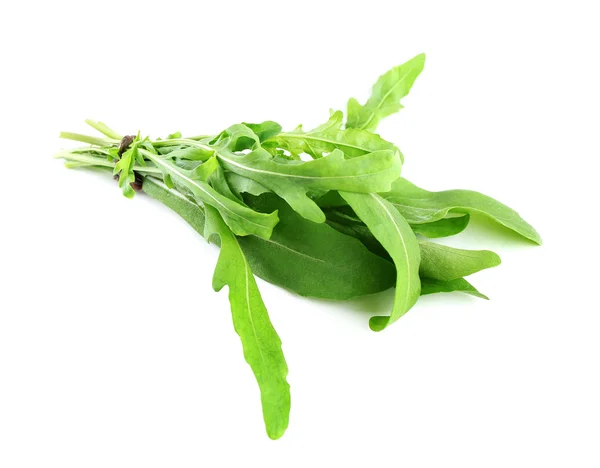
[141,149,279,239]
[208,165,242,202]
[411,215,470,238]
[143,178,396,299]
[382,178,542,244]
[113,142,139,198]
[340,192,421,331]
[225,172,271,198]
[204,205,290,440]
[243,121,283,142]
[346,53,426,131]
[420,277,489,300]
[419,241,501,281]
[217,124,402,223]
[264,110,402,161]
[240,193,396,299]
[160,145,213,162]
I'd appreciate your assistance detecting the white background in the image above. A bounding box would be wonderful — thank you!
[1,1,599,466]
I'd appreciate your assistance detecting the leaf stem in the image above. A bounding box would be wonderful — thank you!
[59,132,119,147]
[84,120,123,140]
[54,151,162,175]
[151,138,214,153]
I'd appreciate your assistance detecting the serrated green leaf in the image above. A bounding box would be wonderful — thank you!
[346,53,425,131]
[265,110,402,161]
[243,121,282,142]
[204,205,290,440]
[225,172,271,198]
[382,178,542,244]
[216,124,402,223]
[113,143,138,198]
[161,145,213,162]
[340,192,421,331]
[141,149,279,239]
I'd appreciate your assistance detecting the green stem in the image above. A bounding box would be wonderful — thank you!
[186,134,213,141]
[151,138,214,153]
[84,120,123,140]
[54,151,162,175]
[59,132,119,147]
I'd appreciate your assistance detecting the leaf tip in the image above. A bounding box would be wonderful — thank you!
[266,422,288,440]
[368,316,388,332]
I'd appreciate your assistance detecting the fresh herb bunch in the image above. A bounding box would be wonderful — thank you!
[55,53,541,439]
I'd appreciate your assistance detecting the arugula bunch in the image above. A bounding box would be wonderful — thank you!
[55,53,541,439]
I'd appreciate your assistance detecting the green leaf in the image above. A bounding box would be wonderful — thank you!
[141,149,279,239]
[217,124,402,223]
[113,143,139,198]
[240,193,396,299]
[382,178,542,244]
[142,178,396,299]
[340,192,421,331]
[325,220,389,259]
[411,215,470,238]
[346,53,426,131]
[142,177,206,233]
[265,111,402,161]
[420,277,489,300]
[419,241,501,281]
[243,121,282,142]
[209,165,243,202]
[161,145,213,162]
[225,172,271,198]
[204,205,290,440]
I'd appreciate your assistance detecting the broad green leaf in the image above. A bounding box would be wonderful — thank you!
[142,178,396,299]
[240,194,396,299]
[419,241,501,281]
[216,124,402,223]
[142,177,206,233]
[323,206,362,225]
[325,220,388,259]
[411,215,470,238]
[265,110,402,161]
[346,53,426,131]
[324,215,499,282]
[204,205,290,440]
[316,190,348,208]
[382,178,542,244]
[420,277,489,300]
[340,192,421,331]
[141,149,279,239]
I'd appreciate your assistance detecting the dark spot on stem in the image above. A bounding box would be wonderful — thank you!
[118,135,136,157]
[131,172,144,191]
